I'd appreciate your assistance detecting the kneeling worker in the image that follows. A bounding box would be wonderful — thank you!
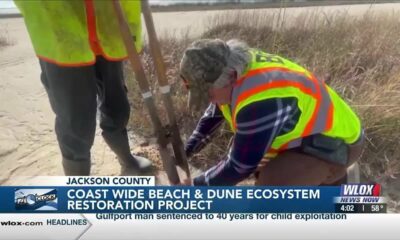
[179,39,363,186]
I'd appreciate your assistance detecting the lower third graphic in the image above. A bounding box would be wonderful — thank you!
[15,189,58,211]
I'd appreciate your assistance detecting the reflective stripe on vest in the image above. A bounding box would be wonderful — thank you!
[234,69,333,155]
[219,50,361,157]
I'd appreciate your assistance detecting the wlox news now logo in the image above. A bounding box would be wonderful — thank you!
[15,189,58,211]
[338,184,383,203]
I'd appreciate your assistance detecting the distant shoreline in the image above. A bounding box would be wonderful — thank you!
[0,0,399,19]
[150,0,400,12]
[0,13,19,19]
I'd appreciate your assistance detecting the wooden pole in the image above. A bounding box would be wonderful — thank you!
[112,0,180,185]
[141,0,191,179]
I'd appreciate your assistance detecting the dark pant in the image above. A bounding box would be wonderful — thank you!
[255,136,364,186]
[39,57,131,169]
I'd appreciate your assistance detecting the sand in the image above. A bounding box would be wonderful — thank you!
[1,3,400,188]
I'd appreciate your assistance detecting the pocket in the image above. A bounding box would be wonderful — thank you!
[301,134,349,166]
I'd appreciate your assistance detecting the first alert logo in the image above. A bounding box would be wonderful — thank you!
[16,193,56,205]
[15,189,58,211]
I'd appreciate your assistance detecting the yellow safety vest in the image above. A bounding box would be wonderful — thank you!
[15,0,142,66]
[219,49,361,157]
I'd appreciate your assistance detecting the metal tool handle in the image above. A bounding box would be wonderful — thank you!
[141,0,191,180]
[112,0,180,185]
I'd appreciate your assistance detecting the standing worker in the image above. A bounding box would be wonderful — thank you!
[14,1,151,175]
[180,39,364,186]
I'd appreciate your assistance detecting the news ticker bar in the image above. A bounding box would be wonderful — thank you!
[1,188,387,214]
[1,177,389,214]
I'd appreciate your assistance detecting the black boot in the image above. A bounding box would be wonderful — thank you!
[62,157,91,176]
[102,129,152,172]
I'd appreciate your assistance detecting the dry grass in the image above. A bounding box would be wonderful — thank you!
[126,10,400,192]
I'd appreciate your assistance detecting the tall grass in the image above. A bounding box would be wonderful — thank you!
[126,10,400,186]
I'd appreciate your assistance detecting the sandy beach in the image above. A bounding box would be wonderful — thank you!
[1,3,400,186]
